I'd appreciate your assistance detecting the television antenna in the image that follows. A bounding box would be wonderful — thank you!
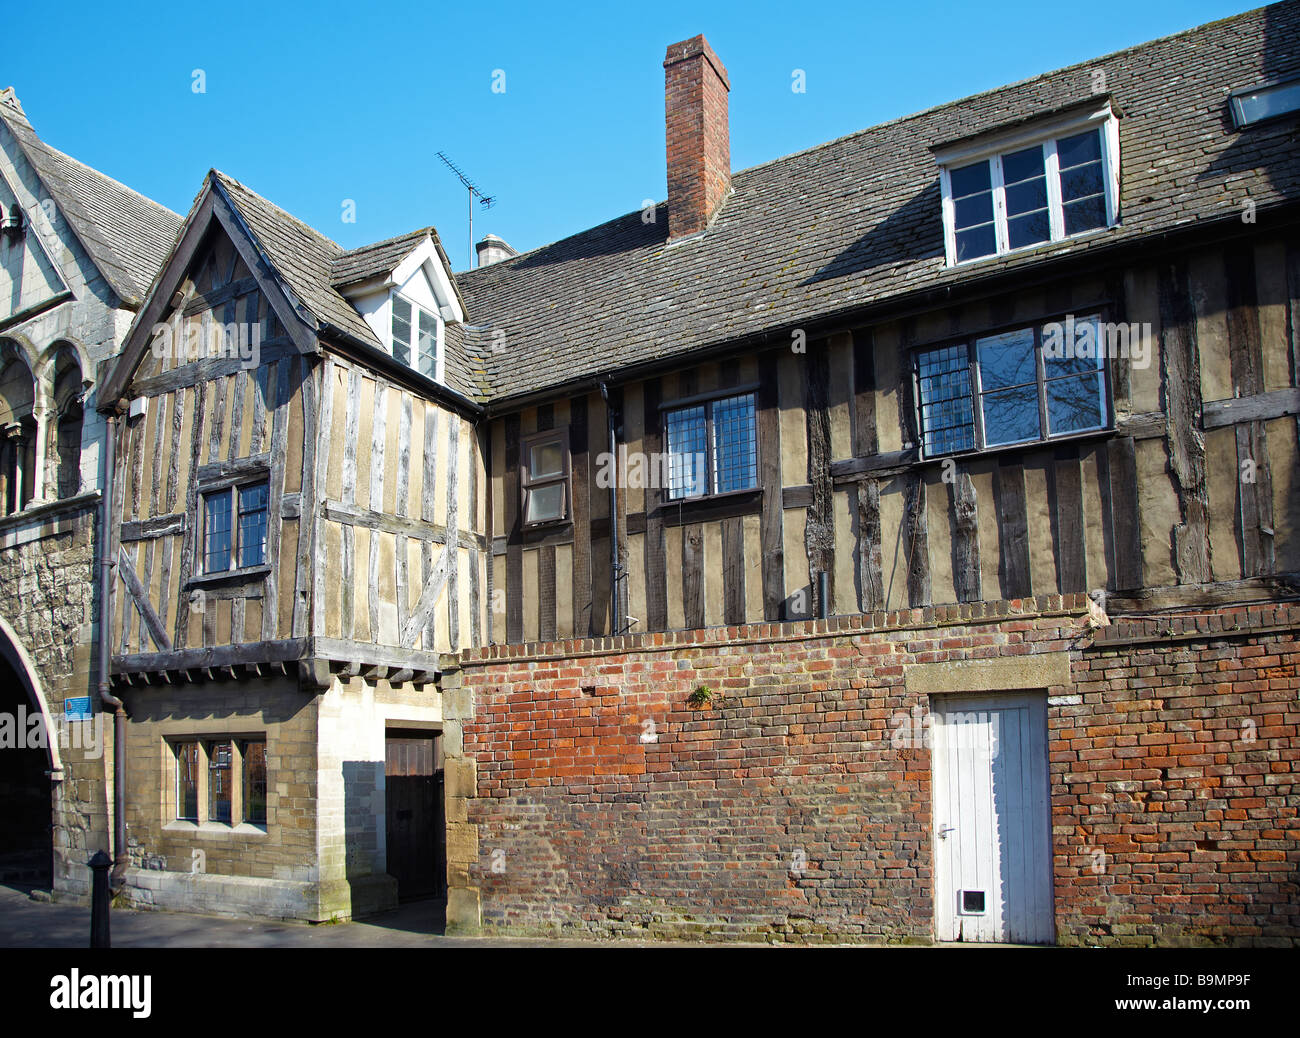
[436,151,496,268]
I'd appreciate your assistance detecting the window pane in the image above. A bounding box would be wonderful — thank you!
[953,192,993,228]
[529,440,564,479]
[1004,177,1047,215]
[711,393,757,493]
[208,741,232,824]
[1042,315,1107,377]
[665,405,707,499]
[1001,145,1045,185]
[1059,162,1104,203]
[525,482,565,523]
[417,309,437,377]
[976,329,1037,390]
[203,488,232,572]
[1007,210,1050,249]
[981,385,1041,446]
[1056,129,1102,168]
[916,344,975,455]
[238,483,268,567]
[1063,195,1107,235]
[1047,371,1106,435]
[176,742,199,821]
[955,224,996,262]
[391,297,412,365]
[242,740,267,825]
[949,161,991,197]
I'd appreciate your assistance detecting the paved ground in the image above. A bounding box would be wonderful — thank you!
[0,882,733,948]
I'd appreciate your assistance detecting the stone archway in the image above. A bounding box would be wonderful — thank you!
[0,617,58,889]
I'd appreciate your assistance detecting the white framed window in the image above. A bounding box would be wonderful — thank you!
[390,292,443,382]
[1230,77,1300,128]
[913,314,1110,457]
[521,430,570,525]
[937,103,1120,265]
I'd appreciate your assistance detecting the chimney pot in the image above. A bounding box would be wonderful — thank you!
[664,35,731,241]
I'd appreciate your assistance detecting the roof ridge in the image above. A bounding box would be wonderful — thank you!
[210,169,346,254]
[341,226,435,256]
[459,0,1282,277]
[42,142,182,220]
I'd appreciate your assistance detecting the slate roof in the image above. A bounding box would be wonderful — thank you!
[0,98,181,306]
[212,172,483,400]
[331,228,435,287]
[455,0,1300,404]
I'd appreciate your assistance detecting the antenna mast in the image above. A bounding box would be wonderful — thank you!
[436,151,496,268]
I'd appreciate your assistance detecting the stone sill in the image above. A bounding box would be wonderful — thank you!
[164,820,268,838]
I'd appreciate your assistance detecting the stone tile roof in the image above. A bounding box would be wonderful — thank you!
[0,99,182,306]
[213,173,482,400]
[455,0,1300,403]
[331,228,434,287]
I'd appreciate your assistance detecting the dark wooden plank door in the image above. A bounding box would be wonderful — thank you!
[385,731,444,900]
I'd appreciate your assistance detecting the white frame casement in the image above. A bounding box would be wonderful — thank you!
[389,290,445,384]
[936,101,1121,267]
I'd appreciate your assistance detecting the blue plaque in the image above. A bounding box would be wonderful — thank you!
[64,696,93,722]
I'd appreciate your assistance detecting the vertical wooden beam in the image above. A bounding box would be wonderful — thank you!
[1158,259,1212,584]
[504,412,523,643]
[293,358,317,639]
[904,474,931,607]
[227,368,248,464]
[722,515,745,624]
[641,379,667,632]
[1051,448,1087,594]
[421,404,440,649]
[311,358,334,639]
[342,367,361,506]
[682,524,704,629]
[804,339,835,615]
[263,357,290,641]
[852,478,884,612]
[569,396,591,637]
[950,469,981,602]
[1106,436,1142,591]
[758,351,785,619]
[1225,242,1274,577]
[995,459,1031,599]
[468,425,482,648]
[445,416,461,651]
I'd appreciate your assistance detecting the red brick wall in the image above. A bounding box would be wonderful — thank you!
[459,597,1300,945]
[664,35,730,241]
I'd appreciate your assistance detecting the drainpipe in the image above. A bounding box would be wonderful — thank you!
[97,410,127,890]
[599,382,621,636]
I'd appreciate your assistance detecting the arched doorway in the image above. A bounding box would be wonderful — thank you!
[0,628,54,890]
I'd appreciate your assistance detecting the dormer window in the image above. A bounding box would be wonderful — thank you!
[1230,77,1300,128]
[936,102,1120,265]
[390,293,441,380]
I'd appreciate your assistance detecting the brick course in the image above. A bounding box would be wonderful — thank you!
[459,596,1300,945]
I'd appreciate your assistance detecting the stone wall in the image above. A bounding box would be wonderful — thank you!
[456,596,1300,945]
[0,497,107,898]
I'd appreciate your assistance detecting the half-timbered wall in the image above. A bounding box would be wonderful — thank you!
[112,229,489,672]
[488,229,1300,643]
[313,353,486,661]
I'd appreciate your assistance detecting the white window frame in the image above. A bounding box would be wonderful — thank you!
[1229,76,1300,128]
[937,102,1120,267]
[389,290,445,384]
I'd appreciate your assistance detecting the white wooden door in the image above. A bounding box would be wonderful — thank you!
[932,693,1055,944]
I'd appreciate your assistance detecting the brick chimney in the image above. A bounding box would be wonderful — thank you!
[664,35,731,241]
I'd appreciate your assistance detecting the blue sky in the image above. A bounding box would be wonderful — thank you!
[9,0,1256,269]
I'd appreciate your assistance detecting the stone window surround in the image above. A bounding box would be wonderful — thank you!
[163,732,268,837]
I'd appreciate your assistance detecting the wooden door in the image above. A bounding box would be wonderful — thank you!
[932,693,1054,944]
[385,730,445,901]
